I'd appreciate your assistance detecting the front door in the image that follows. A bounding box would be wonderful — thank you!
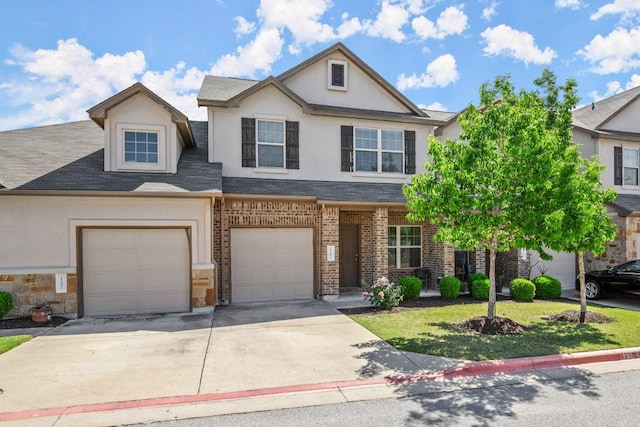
[339,225,360,288]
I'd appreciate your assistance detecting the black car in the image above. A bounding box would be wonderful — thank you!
[576,259,640,299]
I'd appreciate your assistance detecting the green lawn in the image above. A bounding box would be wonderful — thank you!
[350,299,640,361]
[0,335,31,355]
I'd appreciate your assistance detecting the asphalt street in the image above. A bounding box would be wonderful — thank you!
[133,362,640,427]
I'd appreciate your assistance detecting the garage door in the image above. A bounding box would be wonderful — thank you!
[82,228,191,316]
[530,249,576,289]
[231,228,314,302]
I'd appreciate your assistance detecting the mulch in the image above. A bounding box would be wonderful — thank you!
[0,316,69,329]
[339,294,617,335]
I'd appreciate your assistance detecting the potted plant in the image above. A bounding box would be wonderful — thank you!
[31,302,52,323]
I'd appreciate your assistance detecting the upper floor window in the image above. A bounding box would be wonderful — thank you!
[124,131,158,163]
[328,59,348,91]
[354,128,404,173]
[257,120,285,168]
[624,147,639,185]
[388,226,422,268]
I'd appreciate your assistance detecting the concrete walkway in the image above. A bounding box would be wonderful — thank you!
[1,294,640,426]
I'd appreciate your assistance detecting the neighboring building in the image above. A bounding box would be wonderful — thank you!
[573,86,640,272]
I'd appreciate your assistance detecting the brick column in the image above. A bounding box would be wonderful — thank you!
[443,242,455,278]
[320,206,339,297]
[373,207,389,279]
[472,246,486,275]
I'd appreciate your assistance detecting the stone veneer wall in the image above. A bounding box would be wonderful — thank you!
[585,215,628,271]
[0,274,78,317]
[192,268,216,308]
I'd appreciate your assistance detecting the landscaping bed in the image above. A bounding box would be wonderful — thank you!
[0,316,69,329]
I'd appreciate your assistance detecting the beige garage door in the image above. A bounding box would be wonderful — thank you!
[530,249,576,289]
[231,228,314,302]
[82,228,191,316]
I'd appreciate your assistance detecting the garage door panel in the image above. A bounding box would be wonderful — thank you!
[530,249,576,289]
[83,229,190,316]
[231,228,313,303]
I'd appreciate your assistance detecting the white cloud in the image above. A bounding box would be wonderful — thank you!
[591,0,640,20]
[555,0,581,10]
[587,74,640,101]
[397,53,459,90]
[209,28,284,77]
[421,101,448,111]
[363,0,410,42]
[234,16,256,38]
[0,38,207,131]
[578,27,640,74]
[412,6,468,40]
[481,24,557,65]
[337,13,364,39]
[257,0,336,52]
[482,1,499,21]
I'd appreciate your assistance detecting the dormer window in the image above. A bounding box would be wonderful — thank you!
[116,123,166,172]
[328,59,348,91]
[124,131,158,163]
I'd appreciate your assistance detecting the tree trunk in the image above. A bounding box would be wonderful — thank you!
[578,252,587,324]
[487,234,497,320]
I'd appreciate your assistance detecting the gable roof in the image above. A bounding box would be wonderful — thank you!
[197,43,445,125]
[0,120,222,193]
[88,82,196,147]
[573,85,640,131]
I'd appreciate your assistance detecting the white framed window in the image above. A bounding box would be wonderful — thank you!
[124,131,158,163]
[388,226,422,268]
[328,59,348,91]
[116,123,165,172]
[257,119,285,168]
[623,147,639,186]
[354,128,404,173]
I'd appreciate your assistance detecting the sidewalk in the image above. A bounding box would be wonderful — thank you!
[2,292,640,426]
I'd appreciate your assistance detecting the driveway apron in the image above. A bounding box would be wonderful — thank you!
[0,300,439,415]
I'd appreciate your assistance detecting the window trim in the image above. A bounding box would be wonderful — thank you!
[353,127,405,174]
[116,123,166,172]
[623,147,639,187]
[328,59,348,91]
[256,118,286,169]
[388,225,422,269]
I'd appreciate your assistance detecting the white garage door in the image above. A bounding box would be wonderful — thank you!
[231,228,314,302]
[530,249,576,289]
[82,228,191,316]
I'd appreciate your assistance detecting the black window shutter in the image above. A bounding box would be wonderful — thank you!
[241,118,256,168]
[332,63,344,87]
[286,121,299,170]
[614,146,622,185]
[341,125,353,172]
[404,130,416,175]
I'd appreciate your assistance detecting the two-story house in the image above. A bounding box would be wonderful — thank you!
[1,42,487,318]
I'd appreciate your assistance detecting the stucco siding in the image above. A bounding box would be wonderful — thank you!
[210,86,431,183]
[605,100,640,133]
[0,195,212,273]
[281,51,408,113]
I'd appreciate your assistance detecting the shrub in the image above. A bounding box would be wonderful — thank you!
[468,273,488,285]
[399,276,422,301]
[0,292,13,319]
[510,278,536,301]
[439,276,461,298]
[471,279,491,300]
[362,277,403,309]
[532,275,562,299]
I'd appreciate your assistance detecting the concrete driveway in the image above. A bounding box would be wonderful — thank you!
[0,300,448,414]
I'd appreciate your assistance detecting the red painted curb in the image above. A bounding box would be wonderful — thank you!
[2,347,640,422]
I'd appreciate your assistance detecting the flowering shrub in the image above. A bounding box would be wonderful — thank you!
[362,277,403,309]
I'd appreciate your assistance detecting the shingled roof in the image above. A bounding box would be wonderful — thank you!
[573,85,640,131]
[0,120,222,193]
[222,177,407,203]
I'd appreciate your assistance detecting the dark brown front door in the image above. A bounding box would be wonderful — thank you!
[339,225,360,287]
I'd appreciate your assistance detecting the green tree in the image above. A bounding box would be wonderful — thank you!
[528,70,616,324]
[403,73,579,321]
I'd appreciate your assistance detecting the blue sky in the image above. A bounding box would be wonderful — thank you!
[1,0,639,131]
